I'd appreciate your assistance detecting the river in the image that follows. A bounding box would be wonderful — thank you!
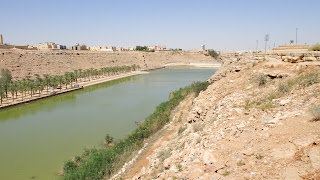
[0,68,217,180]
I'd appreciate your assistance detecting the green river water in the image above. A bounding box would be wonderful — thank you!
[0,68,217,180]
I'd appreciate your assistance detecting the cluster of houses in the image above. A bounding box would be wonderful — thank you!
[0,34,167,52]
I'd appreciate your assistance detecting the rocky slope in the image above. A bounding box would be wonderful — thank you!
[0,49,216,79]
[128,53,320,179]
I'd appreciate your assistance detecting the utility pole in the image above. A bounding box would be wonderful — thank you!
[264,34,269,59]
[256,40,258,52]
[296,27,298,45]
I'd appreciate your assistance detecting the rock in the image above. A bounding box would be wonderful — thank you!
[292,134,318,148]
[202,151,216,165]
[163,158,171,169]
[261,116,279,124]
[271,143,297,159]
[242,148,254,156]
[282,167,302,180]
[304,56,317,61]
[280,99,290,106]
[234,66,241,72]
[308,147,320,170]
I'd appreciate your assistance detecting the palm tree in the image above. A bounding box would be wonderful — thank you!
[34,74,44,96]
[49,76,58,91]
[17,80,26,101]
[9,81,18,102]
[64,72,71,89]
[43,74,51,93]
[0,84,5,105]
[0,68,12,98]
[56,75,63,91]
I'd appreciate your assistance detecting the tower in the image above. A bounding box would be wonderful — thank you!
[0,34,3,45]
[201,44,205,51]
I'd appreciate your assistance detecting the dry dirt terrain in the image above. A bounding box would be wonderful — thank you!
[0,49,217,79]
[113,52,320,179]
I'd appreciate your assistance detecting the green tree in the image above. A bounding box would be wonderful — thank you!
[0,68,12,98]
[43,74,51,93]
[208,49,219,58]
[0,85,5,105]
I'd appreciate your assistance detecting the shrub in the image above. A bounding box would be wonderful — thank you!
[104,134,114,145]
[63,160,78,174]
[223,171,230,176]
[256,154,264,160]
[255,73,267,86]
[158,149,171,162]
[190,81,211,96]
[178,125,187,135]
[193,123,204,132]
[237,160,245,166]
[310,105,320,121]
[208,49,219,58]
[278,84,291,93]
[298,72,319,87]
[309,44,320,51]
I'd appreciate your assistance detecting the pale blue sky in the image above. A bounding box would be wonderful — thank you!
[1,0,320,50]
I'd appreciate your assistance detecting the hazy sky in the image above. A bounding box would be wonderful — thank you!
[1,0,320,50]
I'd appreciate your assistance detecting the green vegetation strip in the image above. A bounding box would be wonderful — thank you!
[62,81,210,180]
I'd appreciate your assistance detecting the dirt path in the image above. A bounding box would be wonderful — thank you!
[117,94,195,180]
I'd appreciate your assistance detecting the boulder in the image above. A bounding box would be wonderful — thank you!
[308,147,320,170]
[261,116,279,124]
[304,56,317,61]
[271,143,296,159]
[282,167,302,180]
[280,99,290,106]
[292,134,318,148]
[202,151,216,165]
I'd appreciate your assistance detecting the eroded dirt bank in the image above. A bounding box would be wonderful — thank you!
[0,50,217,79]
[120,53,320,179]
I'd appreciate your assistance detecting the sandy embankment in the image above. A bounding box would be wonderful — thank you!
[0,50,218,79]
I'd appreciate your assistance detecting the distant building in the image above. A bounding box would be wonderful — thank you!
[154,46,166,51]
[147,46,155,51]
[35,42,65,50]
[107,46,116,51]
[148,46,166,51]
[116,47,123,51]
[14,45,29,50]
[128,46,135,51]
[57,45,67,50]
[89,46,102,51]
[72,43,87,50]
[201,45,205,51]
[0,34,3,45]
[0,44,14,49]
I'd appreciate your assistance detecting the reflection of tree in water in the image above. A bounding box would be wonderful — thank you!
[0,76,133,121]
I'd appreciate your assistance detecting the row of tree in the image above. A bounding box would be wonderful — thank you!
[0,64,140,105]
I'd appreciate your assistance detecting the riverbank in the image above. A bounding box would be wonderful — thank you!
[0,71,148,110]
[61,81,211,180]
[163,62,221,68]
[126,53,320,179]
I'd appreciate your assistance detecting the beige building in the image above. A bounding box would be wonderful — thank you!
[35,42,59,50]
[0,34,3,45]
[72,43,87,50]
[89,46,102,51]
